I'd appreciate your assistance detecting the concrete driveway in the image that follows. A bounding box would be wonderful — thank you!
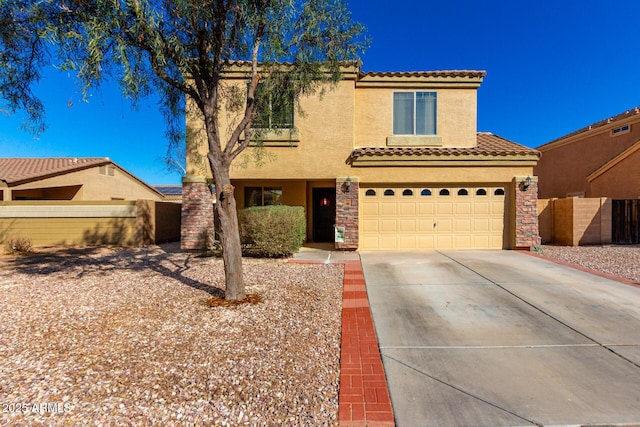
[360,250,640,427]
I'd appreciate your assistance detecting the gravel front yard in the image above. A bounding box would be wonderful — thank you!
[0,244,343,426]
[541,244,640,283]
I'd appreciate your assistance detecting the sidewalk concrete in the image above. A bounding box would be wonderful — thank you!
[292,243,360,263]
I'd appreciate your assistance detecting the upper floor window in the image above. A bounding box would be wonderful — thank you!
[251,84,294,129]
[393,92,437,135]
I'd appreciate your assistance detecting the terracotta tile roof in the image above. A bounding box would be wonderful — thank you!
[348,133,539,163]
[539,105,640,149]
[359,70,487,79]
[221,61,485,81]
[0,157,111,185]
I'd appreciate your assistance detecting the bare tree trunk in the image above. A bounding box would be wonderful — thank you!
[212,166,245,301]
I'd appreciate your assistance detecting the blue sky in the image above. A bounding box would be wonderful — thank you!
[1,0,639,185]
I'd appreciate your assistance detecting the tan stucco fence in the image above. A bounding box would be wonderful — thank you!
[0,200,181,248]
[538,197,612,246]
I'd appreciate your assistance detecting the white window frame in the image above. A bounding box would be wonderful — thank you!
[392,91,437,136]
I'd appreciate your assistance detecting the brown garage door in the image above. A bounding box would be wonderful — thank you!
[360,185,506,250]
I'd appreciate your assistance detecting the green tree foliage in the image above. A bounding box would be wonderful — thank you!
[0,0,367,300]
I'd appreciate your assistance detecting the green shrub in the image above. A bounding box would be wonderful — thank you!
[240,205,306,257]
[5,237,33,255]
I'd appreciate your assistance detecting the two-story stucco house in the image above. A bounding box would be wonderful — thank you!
[181,64,541,251]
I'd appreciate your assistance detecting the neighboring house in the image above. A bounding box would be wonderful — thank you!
[154,185,183,202]
[535,106,640,199]
[0,158,164,201]
[182,64,541,251]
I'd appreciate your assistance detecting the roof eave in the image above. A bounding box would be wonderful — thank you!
[5,159,113,186]
[348,153,540,167]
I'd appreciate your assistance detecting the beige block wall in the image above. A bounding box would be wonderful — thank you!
[0,200,180,248]
[354,87,477,148]
[541,197,612,245]
[0,201,138,246]
[1,217,138,246]
[5,166,162,201]
[537,198,554,244]
[552,198,574,245]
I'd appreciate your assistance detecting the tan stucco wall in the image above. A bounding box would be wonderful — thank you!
[354,87,477,148]
[230,79,357,180]
[588,147,640,199]
[5,165,162,201]
[187,73,482,182]
[535,117,640,199]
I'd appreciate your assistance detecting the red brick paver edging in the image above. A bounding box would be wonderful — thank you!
[339,260,395,426]
[290,258,395,426]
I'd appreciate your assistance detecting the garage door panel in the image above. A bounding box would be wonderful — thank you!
[361,235,380,249]
[474,202,490,215]
[360,185,505,250]
[399,202,416,216]
[362,219,379,233]
[491,218,504,232]
[381,203,397,216]
[436,235,454,249]
[418,219,434,232]
[417,235,435,249]
[399,219,416,232]
[454,218,472,232]
[436,219,453,232]
[362,203,379,216]
[455,202,472,215]
[398,235,416,249]
[381,235,398,249]
[473,235,490,248]
[454,235,472,248]
[380,219,397,233]
[473,218,490,232]
[436,203,453,215]
[491,201,504,214]
[418,203,435,215]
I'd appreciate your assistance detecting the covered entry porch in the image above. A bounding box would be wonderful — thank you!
[231,178,352,246]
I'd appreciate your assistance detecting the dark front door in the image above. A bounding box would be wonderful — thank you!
[312,188,336,242]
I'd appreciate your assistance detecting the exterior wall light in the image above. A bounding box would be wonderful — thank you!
[345,176,352,193]
[523,176,532,190]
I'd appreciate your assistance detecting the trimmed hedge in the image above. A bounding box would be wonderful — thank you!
[240,205,306,257]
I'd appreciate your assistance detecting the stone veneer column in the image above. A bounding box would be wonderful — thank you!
[335,177,359,250]
[514,176,541,249]
[181,176,214,251]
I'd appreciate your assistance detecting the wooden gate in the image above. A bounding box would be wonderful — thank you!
[612,200,640,244]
